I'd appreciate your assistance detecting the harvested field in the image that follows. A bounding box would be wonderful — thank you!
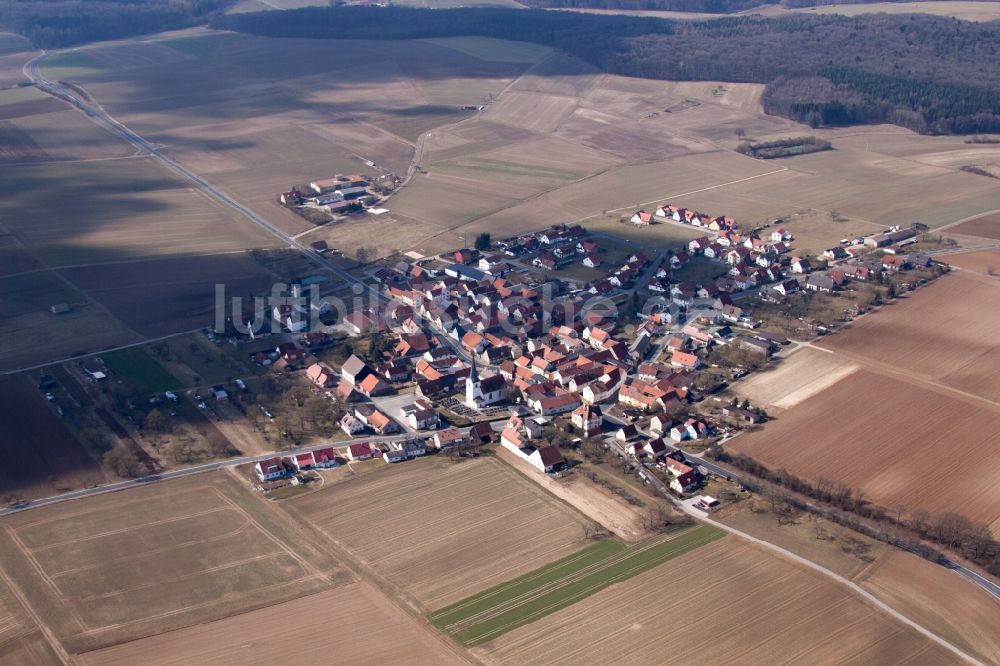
[0,225,41,276]
[432,526,723,645]
[0,375,105,501]
[0,472,344,654]
[424,37,551,64]
[948,212,1000,240]
[77,582,464,666]
[284,456,596,609]
[0,159,278,266]
[818,273,1000,402]
[859,550,1000,664]
[484,92,580,133]
[480,536,958,665]
[0,271,140,373]
[727,370,1000,533]
[938,248,1000,276]
[733,346,859,410]
[59,252,279,337]
[497,446,650,541]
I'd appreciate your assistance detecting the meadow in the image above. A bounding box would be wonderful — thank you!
[100,348,183,394]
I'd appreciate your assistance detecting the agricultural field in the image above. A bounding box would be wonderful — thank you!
[77,583,465,666]
[859,551,1000,664]
[947,211,1000,240]
[0,374,105,502]
[732,346,859,411]
[100,347,183,394]
[817,272,1000,402]
[479,536,958,664]
[0,571,63,666]
[727,369,1000,534]
[939,248,1000,276]
[282,456,597,609]
[0,269,141,372]
[431,526,723,646]
[716,500,1000,664]
[0,472,344,654]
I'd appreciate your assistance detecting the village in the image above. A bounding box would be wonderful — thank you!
[206,186,946,508]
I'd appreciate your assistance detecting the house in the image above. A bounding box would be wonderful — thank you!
[288,451,315,471]
[805,273,836,292]
[434,427,466,449]
[570,403,603,437]
[254,457,288,482]
[770,228,792,242]
[615,424,640,443]
[401,439,427,457]
[823,246,850,261]
[383,448,408,464]
[366,409,398,435]
[469,421,494,444]
[631,210,653,226]
[358,373,391,398]
[738,337,773,356]
[670,351,700,369]
[773,279,800,296]
[306,363,336,388]
[650,415,670,437]
[312,447,340,468]
[528,444,566,473]
[583,253,603,268]
[346,442,375,460]
[663,457,698,493]
[641,437,669,459]
[340,413,366,435]
[791,257,812,274]
[341,354,373,385]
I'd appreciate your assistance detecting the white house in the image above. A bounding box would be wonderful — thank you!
[528,444,566,473]
[254,457,288,482]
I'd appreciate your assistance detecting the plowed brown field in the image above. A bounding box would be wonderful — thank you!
[284,456,595,609]
[728,369,1000,533]
[478,537,958,665]
[78,583,465,666]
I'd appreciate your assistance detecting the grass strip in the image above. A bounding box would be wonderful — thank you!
[102,348,183,393]
[432,524,724,645]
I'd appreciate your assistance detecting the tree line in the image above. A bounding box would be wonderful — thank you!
[708,448,1000,577]
[517,0,929,12]
[0,0,231,48]
[215,7,1000,135]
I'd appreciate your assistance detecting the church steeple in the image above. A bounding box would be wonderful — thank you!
[469,353,479,384]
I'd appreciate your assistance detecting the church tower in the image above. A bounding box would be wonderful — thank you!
[465,354,481,408]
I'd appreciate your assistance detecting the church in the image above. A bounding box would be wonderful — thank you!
[465,356,506,410]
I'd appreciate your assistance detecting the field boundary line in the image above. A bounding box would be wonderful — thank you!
[78,574,326,637]
[47,518,254,578]
[4,526,89,633]
[74,552,288,602]
[0,563,71,665]
[13,486,221,529]
[28,505,231,551]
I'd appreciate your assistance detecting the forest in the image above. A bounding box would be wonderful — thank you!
[216,7,1000,134]
[518,0,949,12]
[0,0,230,48]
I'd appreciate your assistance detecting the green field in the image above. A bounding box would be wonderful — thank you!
[430,524,723,645]
[102,347,183,393]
